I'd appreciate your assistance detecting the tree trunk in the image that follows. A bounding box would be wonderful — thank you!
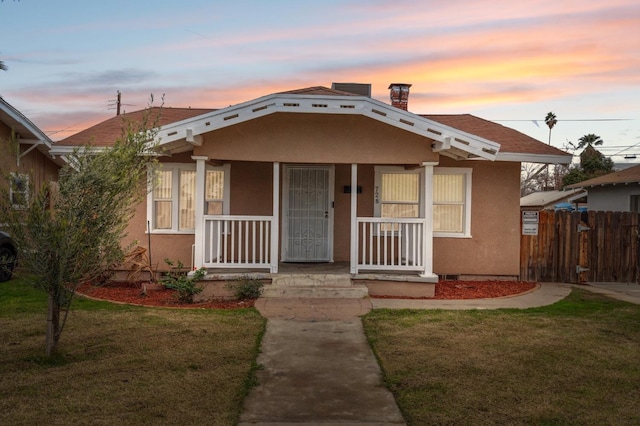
[45,293,60,356]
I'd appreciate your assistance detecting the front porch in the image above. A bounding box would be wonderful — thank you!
[192,161,439,282]
[197,261,437,301]
[203,261,438,282]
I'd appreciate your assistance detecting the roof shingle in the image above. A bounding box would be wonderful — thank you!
[54,87,569,161]
[424,114,568,157]
[566,164,640,188]
[56,107,215,147]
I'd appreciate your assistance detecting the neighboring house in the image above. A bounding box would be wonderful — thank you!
[52,83,571,281]
[0,97,64,213]
[566,164,640,212]
[520,189,587,211]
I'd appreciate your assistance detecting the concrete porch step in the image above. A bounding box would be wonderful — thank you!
[262,274,368,299]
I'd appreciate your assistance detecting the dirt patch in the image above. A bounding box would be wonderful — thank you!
[78,280,537,308]
[77,282,255,309]
[372,280,537,300]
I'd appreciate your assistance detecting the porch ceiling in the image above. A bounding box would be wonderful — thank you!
[154,93,501,161]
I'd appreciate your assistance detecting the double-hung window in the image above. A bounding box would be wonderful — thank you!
[374,166,472,237]
[149,163,229,233]
[380,172,420,219]
[374,167,423,232]
[433,167,471,237]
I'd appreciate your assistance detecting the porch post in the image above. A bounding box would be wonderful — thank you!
[271,162,280,273]
[421,162,438,279]
[192,155,208,270]
[350,163,358,274]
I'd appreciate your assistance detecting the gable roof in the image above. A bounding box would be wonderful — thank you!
[425,114,570,163]
[566,164,640,189]
[154,88,502,161]
[51,86,571,165]
[278,86,359,96]
[0,96,66,166]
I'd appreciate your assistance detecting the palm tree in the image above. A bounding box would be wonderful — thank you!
[544,112,557,145]
[576,133,603,150]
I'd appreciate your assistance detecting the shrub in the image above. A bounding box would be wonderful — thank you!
[227,276,264,300]
[161,259,206,304]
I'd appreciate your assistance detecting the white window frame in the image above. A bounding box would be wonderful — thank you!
[374,166,424,219]
[374,166,472,238]
[433,167,472,238]
[147,163,230,234]
[9,172,29,210]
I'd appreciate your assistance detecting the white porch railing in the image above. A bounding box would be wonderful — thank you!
[356,217,425,272]
[203,215,274,269]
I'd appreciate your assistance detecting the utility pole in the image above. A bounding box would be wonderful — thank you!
[107,91,123,116]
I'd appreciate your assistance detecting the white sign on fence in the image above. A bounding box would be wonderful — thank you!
[522,211,539,224]
[522,223,539,235]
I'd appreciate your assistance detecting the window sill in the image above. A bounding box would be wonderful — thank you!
[434,232,472,239]
[147,230,195,235]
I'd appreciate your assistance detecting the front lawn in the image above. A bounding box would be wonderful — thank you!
[0,278,266,425]
[364,289,640,425]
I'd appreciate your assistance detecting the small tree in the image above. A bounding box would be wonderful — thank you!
[0,105,159,356]
[562,144,614,187]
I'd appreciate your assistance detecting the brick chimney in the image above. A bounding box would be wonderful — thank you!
[388,83,412,111]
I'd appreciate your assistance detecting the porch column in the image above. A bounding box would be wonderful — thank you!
[271,162,280,273]
[350,163,358,274]
[192,155,208,270]
[421,162,438,279]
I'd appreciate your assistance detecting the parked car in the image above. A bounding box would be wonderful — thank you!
[0,231,17,282]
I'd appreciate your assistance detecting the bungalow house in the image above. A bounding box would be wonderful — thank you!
[566,164,640,212]
[0,97,64,215]
[52,83,571,282]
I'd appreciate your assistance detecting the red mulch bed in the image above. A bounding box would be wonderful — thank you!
[373,280,537,300]
[78,280,537,309]
[77,282,255,309]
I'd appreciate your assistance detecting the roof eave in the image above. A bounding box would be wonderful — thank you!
[496,152,573,164]
[568,180,640,189]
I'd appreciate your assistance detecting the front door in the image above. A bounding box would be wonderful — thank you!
[282,165,333,262]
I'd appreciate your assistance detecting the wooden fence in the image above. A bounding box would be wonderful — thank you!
[520,210,640,283]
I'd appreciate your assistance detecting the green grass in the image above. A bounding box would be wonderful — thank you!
[364,289,640,425]
[0,277,266,425]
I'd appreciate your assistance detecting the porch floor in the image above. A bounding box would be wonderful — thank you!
[203,261,438,283]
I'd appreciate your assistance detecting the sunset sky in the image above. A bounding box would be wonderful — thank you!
[1,0,639,162]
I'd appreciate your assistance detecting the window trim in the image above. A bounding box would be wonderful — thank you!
[433,167,472,238]
[147,163,230,234]
[374,166,424,218]
[374,166,472,238]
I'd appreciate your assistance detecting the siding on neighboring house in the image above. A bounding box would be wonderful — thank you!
[587,184,640,212]
[0,119,59,202]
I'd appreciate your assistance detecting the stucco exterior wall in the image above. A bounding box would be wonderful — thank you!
[128,155,522,275]
[194,113,438,165]
[433,157,521,276]
[123,196,195,272]
[586,184,640,212]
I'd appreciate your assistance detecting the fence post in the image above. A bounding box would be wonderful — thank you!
[577,220,590,284]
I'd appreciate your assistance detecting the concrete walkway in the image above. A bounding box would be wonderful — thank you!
[239,282,639,425]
